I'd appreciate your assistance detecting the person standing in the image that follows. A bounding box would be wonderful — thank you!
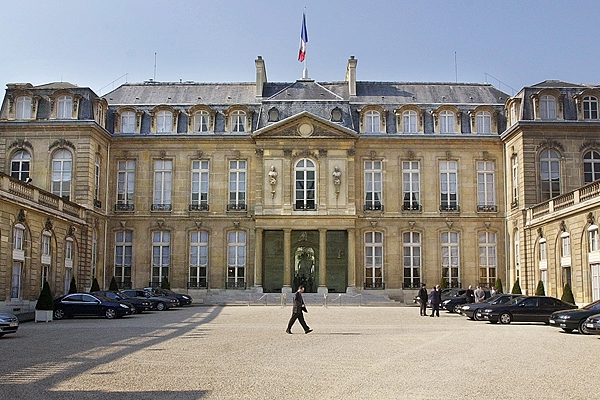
[430,284,442,317]
[475,285,485,303]
[286,285,312,334]
[417,283,428,316]
[465,285,475,304]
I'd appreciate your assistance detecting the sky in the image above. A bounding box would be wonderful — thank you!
[1,0,599,97]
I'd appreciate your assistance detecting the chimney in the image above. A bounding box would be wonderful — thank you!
[255,56,267,97]
[345,56,357,97]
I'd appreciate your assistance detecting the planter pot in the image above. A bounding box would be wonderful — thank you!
[35,309,53,322]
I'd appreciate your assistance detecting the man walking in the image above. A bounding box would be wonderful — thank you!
[286,285,312,334]
[430,284,442,317]
[417,283,428,316]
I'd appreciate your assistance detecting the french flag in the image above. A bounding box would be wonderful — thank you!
[298,12,308,62]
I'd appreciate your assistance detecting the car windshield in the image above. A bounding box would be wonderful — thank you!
[506,297,524,306]
[582,299,600,311]
[119,292,133,299]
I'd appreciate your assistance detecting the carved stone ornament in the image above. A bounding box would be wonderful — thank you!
[332,166,342,197]
[233,221,240,228]
[587,212,595,225]
[120,220,127,228]
[370,221,378,228]
[68,226,76,236]
[446,220,453,229]
[268,165,278,198]
[408,221,416,229]
[157,220,164,228]
[45,218,53,231]
[537,227,543,238]
[197,150,204,159]
[195,220,202,229]
[560,220,567,232]
[484,221,491,230]
[255,148,264,158]
[17,209,26,222]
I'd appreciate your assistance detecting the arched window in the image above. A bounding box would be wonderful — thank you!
[583,96,599,120]
[41,231,52,288]
[231,110,246,132]
[365,111,380,133]
[476,111,491,133]
[540,95,556,120]
[121,111,135,133]
[440,110,455,133]
[51,149,72,199]
[16,96,32,120]
[157,110,172,133]
[561,232,571,258]
[294,158,316,210]
[57,95,73,119]
[365,231,383,289]
[11,150,30,181]
[194,111,209,132]
[403,110,417,133]
[540,149,560,201]
[190,231,209,288]
[583,150,600,184]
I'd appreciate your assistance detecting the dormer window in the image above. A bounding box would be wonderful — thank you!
[365,111,380,133]
[16,96,32,120]
[157,110,172,133]
[268,108,279,122]
[584,96,599,120]
[194,111,209,132]
[360,106,386,133]
[122,111,136,133]
[403,111,417,133]
[476,111,491,133]
[540,95,556,120]
[57,95,73,119]
[440,110,455,133]
[231,110,246,132]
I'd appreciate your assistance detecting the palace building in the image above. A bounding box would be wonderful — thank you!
[1,57,599,314]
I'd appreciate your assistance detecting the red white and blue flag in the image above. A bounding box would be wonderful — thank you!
[298,12,308,62]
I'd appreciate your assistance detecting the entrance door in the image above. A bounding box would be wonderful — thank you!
[292,231,319,293]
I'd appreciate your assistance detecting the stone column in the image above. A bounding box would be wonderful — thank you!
[318,228,328,293]
[282,229,292,293]
[254,228,263,292]
[346,228,357,293]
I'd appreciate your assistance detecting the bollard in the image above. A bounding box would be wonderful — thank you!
[324,293,328,308]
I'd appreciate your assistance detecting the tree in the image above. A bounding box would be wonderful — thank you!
[90,277,100,292]
[535,280,545,296]
[495,278,504,294]
[109,276,119,291]
[36,280,54,310]
[561,283,575,305]
[161,277,171,290]
[68,277,78,294]
[511,279,522,294]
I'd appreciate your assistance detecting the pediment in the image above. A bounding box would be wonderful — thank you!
[252,111,358,139]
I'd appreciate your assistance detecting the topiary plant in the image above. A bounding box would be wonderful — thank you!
[68,277,78,294]
[511,279,522,294]
[90,277,100,292]
[561,283,575,304]
[36,280,54,310]
[109,276,119,291]
[495,278,504,294]
[439,277,448,290]
[161,277,171,290]
[535,280,545,296]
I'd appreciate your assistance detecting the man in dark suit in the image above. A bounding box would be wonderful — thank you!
[417,283,428,316]
[286,285,312,334]
[430,284,442,317]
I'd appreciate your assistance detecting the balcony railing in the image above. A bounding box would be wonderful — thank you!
[293,203,316,211]
[364,281,385,290]
[227,203,247,211]
[402,281,422,289]
[188,281,208,289]
[477,204,497,212]
[116,280,132,289]
[440,204,460,212]
[114,203,134,212]
[151,204,172,212]
[364,203,384,212]
[402,203,422,211]
[527,179,600,224]
[189,203,209,211]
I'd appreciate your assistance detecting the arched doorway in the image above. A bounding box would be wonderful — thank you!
[293,246,316,292]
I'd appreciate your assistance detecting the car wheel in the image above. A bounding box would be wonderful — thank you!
[499,312,512,324]
[156,302,166,311]
[473,310,481,321]
[578,320,589,335]
[105,308,117,319]
[453,304,462,314]
[54,309,65,320]
[562,328,573,333]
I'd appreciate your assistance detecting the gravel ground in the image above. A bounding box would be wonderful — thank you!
[0,304,598,400]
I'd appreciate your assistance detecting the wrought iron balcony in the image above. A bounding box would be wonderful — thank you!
[477,204,497,212]
[364,281,385,290]
[439,204,460,212]
[114,203,134,212]
[189,203,209,211]
[188,281,208,289]
[151,203,172,212]
[402,203,422,211]
[364,203,384,211]
[227,203,247,211]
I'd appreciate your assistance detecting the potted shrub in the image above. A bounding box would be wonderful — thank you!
[109,276,119,291]
[494,278,504,294]
[161,277,171,290]
[561,283,575,305]
[535,280,545,296]
[90,277,100,292]
[35,280,54,322]
[511,279,522,294]
[439,277,448,290]
[68,277,78,294]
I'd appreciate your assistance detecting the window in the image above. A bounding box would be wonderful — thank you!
[403,232,421,288]
[94,155,101,202]
[440,161,458,211]
[190,231,208,288]
[231,110,246,132]
[515,230,520,282]
[583,151,600,184]
[365,111,380,133]
[227,231,246,288]
[152,160,172,211]
[540,95,556,120]
[191,160,209,211]
[589,225,599,252]
[440,110,455,133]
[511,155,519,207]
[117,160,135,210]
[403,111,417,133]
[115,231,132,288]
[64,238,74,294]
[11,262,22,299]
[41,264,50,290]
[539,239,547,262]
[510,102,518,125]
[51,149,72,199]
[121,111,135,133]
[152,231,170,285]
[477,161,496,211]
[402,161,420,210]
[157,110,172,133]
[591,263,600,301]
[540,149,561,201]
[441,232,460,287]
[476,111,491,133]
[583,96,598,120]
[194,111,209,132]
[91,230,97,278]
[365,231,383,289]
[479,232,497,287]
[13,224,25,252]
[294,158,316,210]
[561,233,571,258]
[57,95,73,119]
[11,150,30,181]
[41,231,52,267]
[228,160,247,210]
[16,96,32,120]
[540,269,548,296]
[364,160,382,211]
[563,267,572,288]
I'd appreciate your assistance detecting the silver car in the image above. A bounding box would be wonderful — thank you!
[0,312,19,337]
[584,313,600,334]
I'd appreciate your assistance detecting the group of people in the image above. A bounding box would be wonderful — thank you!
[416,283,497,317]
[465,285,488,304]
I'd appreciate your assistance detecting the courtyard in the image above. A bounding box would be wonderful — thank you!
[0,304,598,399]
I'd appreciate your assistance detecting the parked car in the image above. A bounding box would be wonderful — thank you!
[476,296,577,324]
[93,291,153,314]
[549,299,600,334]
[121,289,178,311]
[0,312,19,337]
[442,290,491,313]
[145,287,193,306]
[460,294,523,320]
[53,293,134,320]
[583,313,600,334]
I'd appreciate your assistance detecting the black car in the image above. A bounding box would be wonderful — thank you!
[476,296,577,324]
[93,290,153,314]
[549,299,600,334]
[54,293,134,319]
[460,294,523,320]
[442,290,491,313]
[122,289,178,311]
[146,287,193,306]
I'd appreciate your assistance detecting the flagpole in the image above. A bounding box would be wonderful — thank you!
[300,9,309,79]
